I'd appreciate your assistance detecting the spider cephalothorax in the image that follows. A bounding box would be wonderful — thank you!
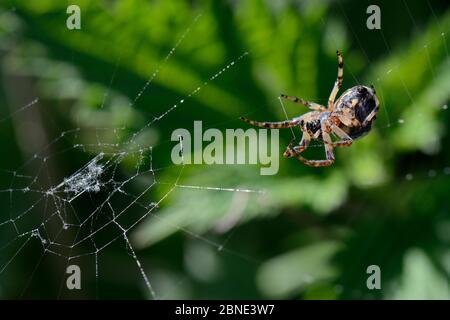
[240,51,380,167]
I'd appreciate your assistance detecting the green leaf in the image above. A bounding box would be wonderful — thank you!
[388,248,450,299]
[256,241,342,298]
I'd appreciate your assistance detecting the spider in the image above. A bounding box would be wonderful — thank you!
[240,51,380,167]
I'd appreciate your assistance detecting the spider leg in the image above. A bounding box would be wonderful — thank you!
[312,130,321,139]
[337,112,353,127]
[337,111,361,128]
[280,94,326,112]
[283,132,311,158]
[330,124,353,147]
[327,51,344,111]
[294,131,335,167]
[240,117,300,128]
[361,105,380,126]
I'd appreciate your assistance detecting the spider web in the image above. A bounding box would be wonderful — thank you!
[0,11,262,299]
[0,2,449,299]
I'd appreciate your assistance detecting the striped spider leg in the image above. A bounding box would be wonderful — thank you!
[279,94,326,112]
[239,117,301,129]
[328,51,344,111]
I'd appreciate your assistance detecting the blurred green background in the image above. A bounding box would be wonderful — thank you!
[0,0,449,299]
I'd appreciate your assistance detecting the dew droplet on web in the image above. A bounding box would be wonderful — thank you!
[398,119,405,124]
[405,173,413,181]
[442,104,448,110]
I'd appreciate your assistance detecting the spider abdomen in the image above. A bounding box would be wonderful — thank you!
[344,120,373,139]
[336,85,380,139]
